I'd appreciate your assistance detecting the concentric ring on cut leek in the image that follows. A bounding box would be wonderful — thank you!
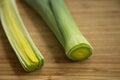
[67,43,92,61]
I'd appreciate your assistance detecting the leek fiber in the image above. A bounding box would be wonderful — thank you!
[0,0,44,72]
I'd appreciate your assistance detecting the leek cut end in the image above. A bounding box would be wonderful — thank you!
[67,44,92,61]
[24,58,44,72]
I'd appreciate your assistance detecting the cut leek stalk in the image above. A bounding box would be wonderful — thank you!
[0,0,44,72]
[24,0,93,61]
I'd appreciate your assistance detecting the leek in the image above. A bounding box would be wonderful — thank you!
[0,0,44,72]
[24,0,93,61]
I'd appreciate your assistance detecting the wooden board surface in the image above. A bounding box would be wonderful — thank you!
[0,0,120,80]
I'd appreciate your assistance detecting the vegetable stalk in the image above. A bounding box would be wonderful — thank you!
[25,0,93,61]
[0,0,44,72]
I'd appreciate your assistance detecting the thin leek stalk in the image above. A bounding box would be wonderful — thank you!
[24,0,93,61]
[0,0,44,72]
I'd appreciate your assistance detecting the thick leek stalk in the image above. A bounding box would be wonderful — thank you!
[25,0,93,61]
[0,0,44,72]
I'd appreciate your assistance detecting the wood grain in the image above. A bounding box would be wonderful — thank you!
[0,0,120,80]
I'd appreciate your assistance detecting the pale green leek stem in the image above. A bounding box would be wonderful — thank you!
[24,0,93,61]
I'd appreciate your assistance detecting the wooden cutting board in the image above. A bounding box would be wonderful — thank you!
[0,0,120,80]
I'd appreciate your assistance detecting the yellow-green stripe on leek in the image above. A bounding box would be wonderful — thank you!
[0,0,44,72]
[25,0,93,61]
